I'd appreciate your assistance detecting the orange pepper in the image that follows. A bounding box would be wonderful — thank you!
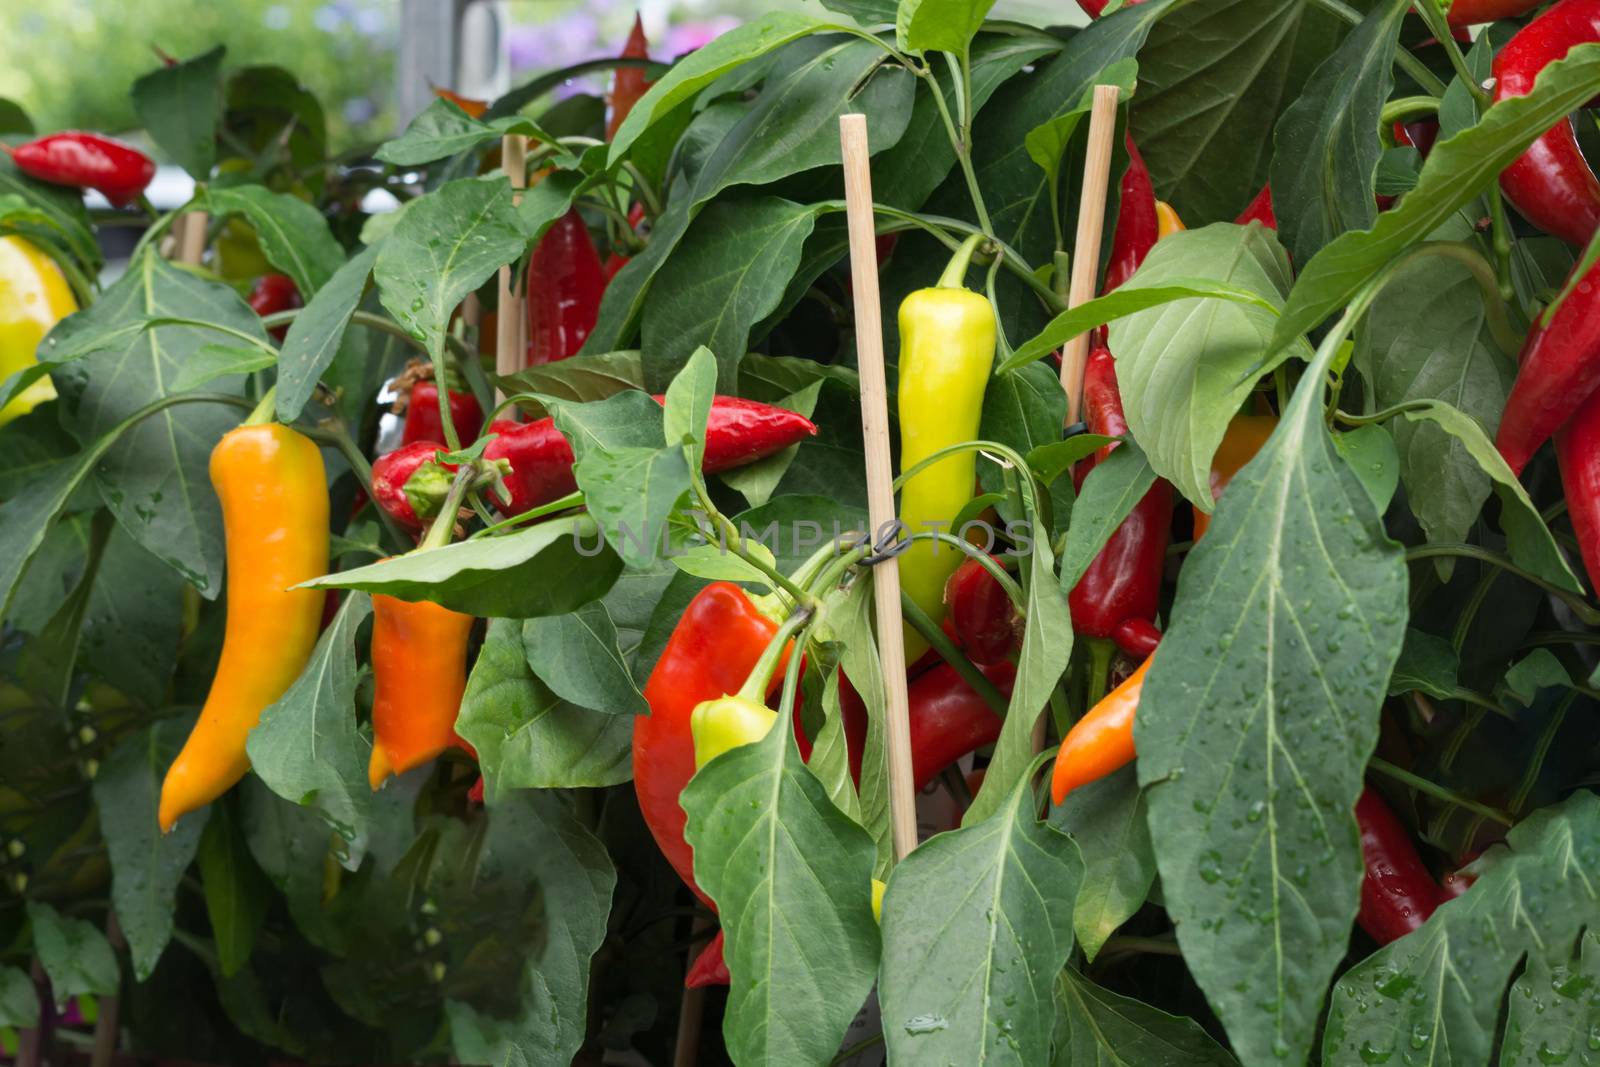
[159,423,329,831]
[433,87,487,118]
[1193,414,1277,541]
[1050,657,1149,804]
[1155,200,1185,238]
[368,594,474,787]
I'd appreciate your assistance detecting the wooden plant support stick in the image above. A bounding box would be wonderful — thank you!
[839,113,919,862]
[495,133,529,412]
[177,210,208,267]
[1058,84,1122,425]
[672,914,715,1067]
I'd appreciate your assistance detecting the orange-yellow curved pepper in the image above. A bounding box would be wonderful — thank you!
[1193,414,1278,541]
[1155,200,1185,238]
[159,422,329,830]
[0,235,76,425]
[1050,656,1149,804]
[368,594,474,787]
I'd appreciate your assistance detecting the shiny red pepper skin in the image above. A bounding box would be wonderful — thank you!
[837,661,1015,789]
[247,273,302,342]
[1392,119,1440,160]
[605,15,653,142]
[1356,787,1446,944]
[526,209,607,365]
[402,380,484,448]
[1074,0,1148,17]
[1557,385,1600,594]
[8,132,156,206]
[943,557,1020,667]
[1450,0,1546,27]
[1493,0,1600,247]
[1236,184,1278,229]
[1068,347,1173,656]
[1495,258,1600,475]
[1102,137,1159,295]
[481,395,817,517]
[370,441,455,530]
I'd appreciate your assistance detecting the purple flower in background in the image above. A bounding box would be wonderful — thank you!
[506,7,742,99]
[661,17,740,58]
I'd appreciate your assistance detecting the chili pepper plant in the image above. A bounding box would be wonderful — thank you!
[3,1,1600,1063]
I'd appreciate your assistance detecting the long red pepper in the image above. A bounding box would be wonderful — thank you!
[835,661,1015,789]
[526,209,606,365]
[1449,0,1542,25]
[1068,346,1173,658]
[7,131,155,206]
[1074,0,1148,17]
[247,273,302,342]
[1492,0,1600,248]
[1102,137,1158,295]
[1355,787,1447,944]
[1236,184,1277,229]
[1557,386,1600,594]
[1495,258,1600,475]
[605,15,653,142]
[943,557,1021,667]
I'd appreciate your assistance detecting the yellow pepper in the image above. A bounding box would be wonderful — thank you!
[896,234,996,660]
[0,236,76,425]
[690,694,778,771]
[871,878,887,922]
[159,417,329,830]
[1155,200,1185,238]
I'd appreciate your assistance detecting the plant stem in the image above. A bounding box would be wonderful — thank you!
[1405,543,1600,624]
[1379,96,1441,127]
[852,202,1064,312]
[692,481,813,606]
[899,591,1010,716]
[242,385,278,426]
[1308,0,1449,96]
[468,491,585,538]
[1368,756,1514,826]
[418,464,476,551]
[737,606,813,702]
[917,64,993,236]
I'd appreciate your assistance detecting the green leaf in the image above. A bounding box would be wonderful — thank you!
[1388,628,1459,699]
[897,0,1000,54]
[456,619,633,798]
[1323,790,1600,1066]
[717,381,822,509]
[608,12,839,163]
[202,184,345,297]
[642,198,820,391]
[1268,0,1408,267]
[879,768,1081,1065]
[132,45,224,178]
[663,346,718,477]
[0,154,100,276]
[1133,0,1354,224]
[376,97,560,167]
[244,592,374,863]
[1053,967,1240,1066]
[497,350,643,414]
[522,602,647,716]
[1274,42,1600,353]
[197,797,271,978]
[1354,251,1514,569]
[48,252,259,595]
[516,169,586,243]
[1395,399,1582,593]
[1022,59,1138,244]
[1331,423,1399,515]
[26,902,118,1004]
[681,711,880,1066]
[1057,441,1158,591]
[275,242,380,423]
[1106,223,1305,507]
[446,791,616,1067]
[0,99,33,134]
[0,444,107,620]
[576,446,693,569]
[0,967,39,1030]
[172,344,276,393]
[1134,324,1408,1066]
[831,561,895,875]
[18,510,107,707]
[374,177,527,359]
[93,718,208,980]
[302,515,622,619]
[1500,648,1569,708]
[543,388,664,454]
[1499,930,1600,1067]
[1050,767,1156,961]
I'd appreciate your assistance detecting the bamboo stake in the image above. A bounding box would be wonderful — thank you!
[672,915,715,1067]
[1058,84,1122,425]
[496,134,529,412]
[839,113,918,863]
[177,210,208,267]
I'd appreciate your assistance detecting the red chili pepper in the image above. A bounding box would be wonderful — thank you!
[1068,346,1173,659]
[402,379,484,448]
[943,557,1021,667]
[480,395,817,517]
[1449,0,1544,26]
[1074,0,1149,17]
[836,661,1015,790]
[526,210,607,365]
[1492,0,1600,248]
[247,273,302,342]
[1495,257,1600,475]
[1557,386,1600,594]
[1236,184,1277,229]
[370,441,456,530]
[1102,136,1159,295]
[1392,118,1440,159]
[606,15,653,142]
[1356,787,1446,944]
[6,132,156,206]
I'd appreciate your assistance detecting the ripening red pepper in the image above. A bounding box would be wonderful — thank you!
[1448,0,1542,25]
[479,395,816,517]
[1492,0,1600,248]
[1068,346,1173,659]
[1391,118,1440,159]
[526,210,606,365]
[605,15,653,142]
[836,661,1014,790]
[1495,259,1600,475]
[1355,787,1447,944]
[402,378,484,448]
[1557,386,1600,594]
[1074,0,1148,17]
[1102,136,1158,296]
[943,557,1020,667]
[370,441,456,530]
[1236,184,1277,229]
[248,273,302,342]
[6,131,156,206]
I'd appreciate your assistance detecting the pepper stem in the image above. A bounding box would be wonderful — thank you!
[418,464,476,552]
[736,607,812,703]
[242,385,278,427]
[937,232,986,290]
[1085,638,1115,708]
